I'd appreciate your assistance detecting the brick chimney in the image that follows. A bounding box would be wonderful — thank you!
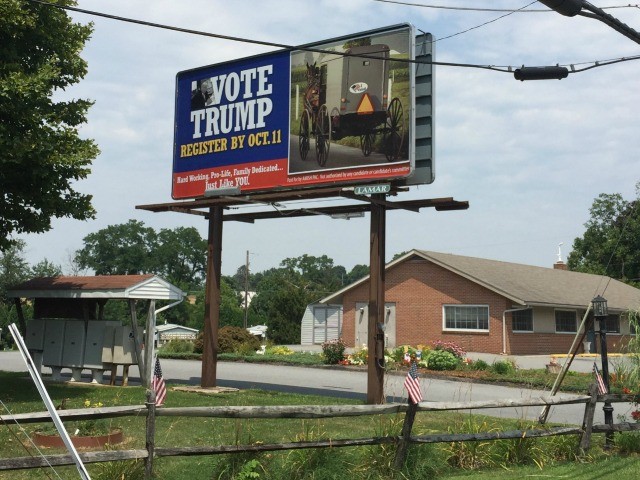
[554,261,568,270]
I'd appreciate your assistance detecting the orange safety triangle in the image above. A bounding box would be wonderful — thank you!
[356,93,374,115]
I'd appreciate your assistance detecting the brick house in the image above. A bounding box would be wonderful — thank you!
[315,250,640,355]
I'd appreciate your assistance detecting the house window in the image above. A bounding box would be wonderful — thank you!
[555,310,577,333]
[602,314,620,334]
[444,305,489,331]
[512,309,533,332]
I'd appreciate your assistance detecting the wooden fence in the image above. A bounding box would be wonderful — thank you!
[1,386,638,478]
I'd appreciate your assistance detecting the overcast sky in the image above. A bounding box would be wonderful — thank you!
[17,0,640,277]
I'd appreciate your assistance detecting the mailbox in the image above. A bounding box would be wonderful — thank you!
[112,325,142,365]
[25,319,46,350]
[62,319,86,368]
[42,319,66,367]
[84,321,120,369]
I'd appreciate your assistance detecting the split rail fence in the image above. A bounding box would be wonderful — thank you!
[1,386,638,478]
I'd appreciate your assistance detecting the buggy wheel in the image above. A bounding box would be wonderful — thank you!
[298,109,311,160]
[315,104,331,167]
[360,133,373,157]
[383,98,404,161]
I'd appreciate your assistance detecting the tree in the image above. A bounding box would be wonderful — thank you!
[568,184,640,284]
[0,0,99,251]
[345,264,369,284]
[248,255,345,344]
[31,259,62,277]
[0,240,30,302]
[280,254,345,296]
[153,227,207,290]
[75,221,208,289]
[0,240,32,344]
[75,220,158,275]
[249,268,310,344]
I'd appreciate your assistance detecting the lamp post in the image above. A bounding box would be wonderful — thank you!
[592,294,614,448]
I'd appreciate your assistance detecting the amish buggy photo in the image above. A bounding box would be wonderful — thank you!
[297,43,405,167]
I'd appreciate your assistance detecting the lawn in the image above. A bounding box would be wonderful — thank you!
[1,370,638,480]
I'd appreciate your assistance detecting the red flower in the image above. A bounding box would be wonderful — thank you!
[631,410,640,421]
[623,387,632,394]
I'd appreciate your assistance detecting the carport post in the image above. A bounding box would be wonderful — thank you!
[143,300,156,388]
[129,299,147,387]
[202,206,223,387]
[367,194,386,404]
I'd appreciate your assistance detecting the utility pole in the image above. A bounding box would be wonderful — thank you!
[243,250,250,329]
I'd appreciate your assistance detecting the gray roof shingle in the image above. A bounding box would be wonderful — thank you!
[322,250,640,312]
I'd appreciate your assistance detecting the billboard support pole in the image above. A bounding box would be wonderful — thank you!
[367,193,386,404]
[202,206,223,387]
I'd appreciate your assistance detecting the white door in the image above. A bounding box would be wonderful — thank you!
[355,302,368,348]
[355,302,396,349]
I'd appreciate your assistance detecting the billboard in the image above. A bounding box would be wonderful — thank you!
[172,24,415,199]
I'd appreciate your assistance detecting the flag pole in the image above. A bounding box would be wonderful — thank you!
[394,356,420,469]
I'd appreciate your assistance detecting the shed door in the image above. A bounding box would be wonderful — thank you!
[312,306,342,344]
[313,307,328,344]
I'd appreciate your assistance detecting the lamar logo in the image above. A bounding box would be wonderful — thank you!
[349,82,368,94]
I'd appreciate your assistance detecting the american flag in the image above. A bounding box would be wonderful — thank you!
[593,362,607,395]
[152,357,167,406]
[404,361,422,404]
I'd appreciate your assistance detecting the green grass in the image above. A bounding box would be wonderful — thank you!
[1,370,637,479]
[440,455,640,480]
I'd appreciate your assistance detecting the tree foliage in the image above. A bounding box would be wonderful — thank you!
[568,185,640,284]
[0,0,99,251]
[0,240,34,345]
[75,220,158,275]
[75,220,207,291]
[153,226,207,289]
[247,255,364,344]
[0,240,30,302]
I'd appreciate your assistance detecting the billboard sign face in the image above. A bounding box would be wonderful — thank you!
[172,24,415,199]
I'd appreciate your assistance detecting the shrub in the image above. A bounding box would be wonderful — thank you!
[160,339,195,354]
[321,338,346,365]
[218,326,261,354]
[491,360,517,375]
[390,345,428,366]
[193,331,204,354]
[266,345,295,356]
[616,432,640,453]
[470,359,489,371]
[343,347,368,365]
[426,350,459,371]
[432,340,466,359]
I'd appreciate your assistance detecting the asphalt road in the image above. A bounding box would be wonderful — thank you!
[1,351,633,426]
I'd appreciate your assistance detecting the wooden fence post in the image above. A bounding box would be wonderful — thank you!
[579,383,598,453]
[145,390,156,480]
[393,402,418,470]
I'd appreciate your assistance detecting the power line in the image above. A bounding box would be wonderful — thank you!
[432,1,540,42]
[25,0,640,76]
[372,0,640,12]
[22,0,511,73]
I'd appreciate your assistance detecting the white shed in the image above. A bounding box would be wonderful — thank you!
[300,304,342,345]
[156,323,199,345]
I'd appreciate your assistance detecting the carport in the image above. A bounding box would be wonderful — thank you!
[7,274,185,387]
